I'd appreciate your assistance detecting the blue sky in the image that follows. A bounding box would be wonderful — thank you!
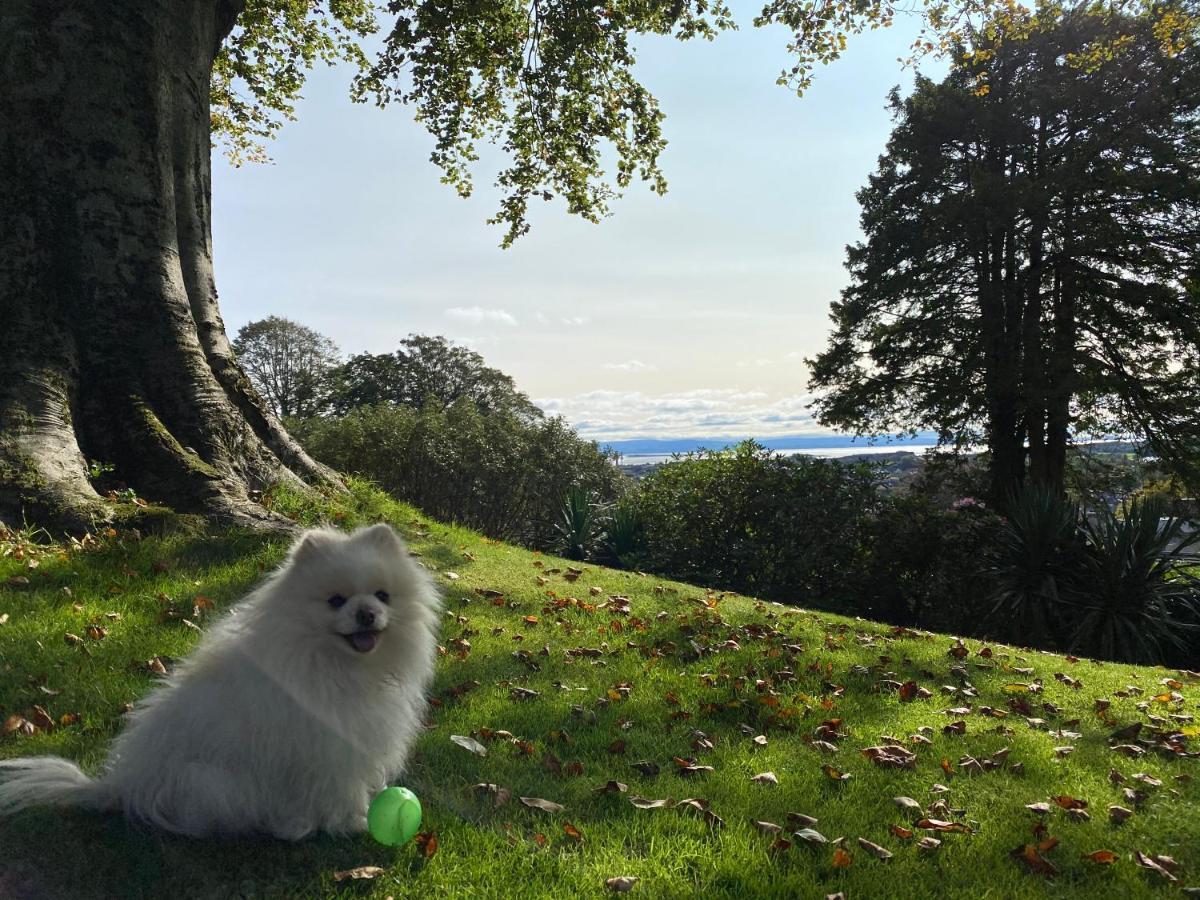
[211,7,942,441]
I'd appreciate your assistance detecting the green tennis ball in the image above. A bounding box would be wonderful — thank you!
[368,786,422,847]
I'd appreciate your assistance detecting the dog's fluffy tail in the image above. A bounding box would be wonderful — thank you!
[0,757,115,814]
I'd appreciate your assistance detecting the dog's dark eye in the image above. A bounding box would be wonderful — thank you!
[374,590,390,604]
[327,594,347,609]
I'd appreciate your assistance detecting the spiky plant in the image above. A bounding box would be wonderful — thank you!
[602,501,643,566]
[554,486,601,561]
[1068,499,1200,664]
[984,487,1082,648]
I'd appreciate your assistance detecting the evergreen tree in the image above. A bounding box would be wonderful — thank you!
[808,3,1200,502]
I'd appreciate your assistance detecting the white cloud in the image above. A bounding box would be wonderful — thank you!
[444,306,518,326]
[561,315,591,326]
[532,388,821,441]
[603,360,657,372]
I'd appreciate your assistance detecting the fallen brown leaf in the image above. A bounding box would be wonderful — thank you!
[916,818,973,834]
[469,783,512,806]
[1011,843,1057,878]
[1051,796,1087,811]
[520,796,566,814]
[862,745,916,769]
[857,837,892,860]
[414,831,438,858]
[1133,850,1178,882]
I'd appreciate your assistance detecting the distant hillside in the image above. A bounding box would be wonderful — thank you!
[618,448,928,488]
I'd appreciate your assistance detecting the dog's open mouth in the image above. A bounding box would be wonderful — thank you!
[343,630,383,653]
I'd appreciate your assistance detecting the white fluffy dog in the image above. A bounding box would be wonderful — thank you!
[0,523,441,839]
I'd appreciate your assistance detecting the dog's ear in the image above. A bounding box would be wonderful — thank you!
[290,528,341,564]
[354,522,405,553]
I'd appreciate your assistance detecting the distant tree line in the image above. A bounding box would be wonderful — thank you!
[232,320,623,546]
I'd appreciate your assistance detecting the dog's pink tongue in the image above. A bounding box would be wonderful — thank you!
[350,631,378,653]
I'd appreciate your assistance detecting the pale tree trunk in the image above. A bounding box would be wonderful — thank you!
[0,0,340,532]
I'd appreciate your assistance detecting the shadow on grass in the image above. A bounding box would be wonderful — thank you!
[0,805,404,900]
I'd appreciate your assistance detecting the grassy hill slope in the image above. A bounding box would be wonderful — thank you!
[1,482,1197,899]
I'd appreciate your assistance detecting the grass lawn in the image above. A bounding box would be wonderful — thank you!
[1,482,1197,899]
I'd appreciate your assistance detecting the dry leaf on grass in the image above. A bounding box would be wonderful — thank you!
[414,831,438,858]
[520,796,566,814]
[629,796,672,810]
[793,828,829,845]
[450,734,487,756]
[605,876,638,892]
[1133,851,1178,882]
[857,837,893,860]
[332,866,385,882]
[915,818,973,834]
[469,783,512,806]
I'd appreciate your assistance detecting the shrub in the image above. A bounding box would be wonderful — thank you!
[630,441,881,605]
[859,492,1001,632]
[288,403,625,548]
[554,486,602,561]
[1069,500,1200,664]
[980,490,1200,663]
[983,487,1083,649]
[601,500,644,567]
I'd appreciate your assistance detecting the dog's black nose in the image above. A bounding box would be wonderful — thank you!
[356,608,376,629]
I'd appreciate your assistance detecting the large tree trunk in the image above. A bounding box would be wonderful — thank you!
[1043,261,1076,496]
[978,230,1025,507]
[0,0,340,532]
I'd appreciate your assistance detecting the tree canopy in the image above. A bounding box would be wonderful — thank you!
[210,0,1196,246]
[330,335,543,420]
[807,2,1200,501]
[231,316,341,418]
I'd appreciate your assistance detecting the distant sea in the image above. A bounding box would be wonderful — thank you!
[600,434,940,467]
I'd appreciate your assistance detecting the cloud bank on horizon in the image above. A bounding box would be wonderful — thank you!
[534,388,824,441]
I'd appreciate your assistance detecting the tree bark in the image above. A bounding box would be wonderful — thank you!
[1043,260,1076,496]
[0,0,340,533]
